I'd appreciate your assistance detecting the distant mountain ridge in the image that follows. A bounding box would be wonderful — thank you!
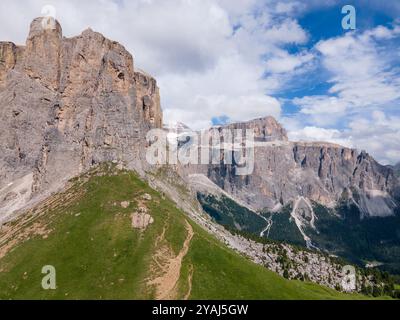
[181,116,399,218]
[180,117,400,273]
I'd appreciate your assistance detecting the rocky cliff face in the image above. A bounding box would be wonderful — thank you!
[183,117,399,218]
[0,18,162,222]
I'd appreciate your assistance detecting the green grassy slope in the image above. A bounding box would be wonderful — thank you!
[0,166,379,300]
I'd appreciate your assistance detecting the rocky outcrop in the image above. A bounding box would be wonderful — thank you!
[0,42,19,87]
[0,18,163,222]
[135,69,162,128]
[221,116,288,142]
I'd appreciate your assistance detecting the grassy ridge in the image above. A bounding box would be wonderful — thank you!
[0,167,380,300]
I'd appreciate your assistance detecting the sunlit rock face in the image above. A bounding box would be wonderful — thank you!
[0,18,163,220]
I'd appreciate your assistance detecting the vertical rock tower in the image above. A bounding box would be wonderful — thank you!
[0,18,163,220]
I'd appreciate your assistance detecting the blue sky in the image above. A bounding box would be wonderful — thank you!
[277,0,399,116]
[203,1,399,165]
[0,0,399,164]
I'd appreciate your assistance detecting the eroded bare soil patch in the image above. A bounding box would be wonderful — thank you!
[148,219,194,300]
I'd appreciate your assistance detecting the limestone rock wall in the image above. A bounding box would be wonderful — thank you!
[0,18,163,220]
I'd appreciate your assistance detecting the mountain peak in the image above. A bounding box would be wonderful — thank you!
[221,116,288,142]
[28,17,62,41]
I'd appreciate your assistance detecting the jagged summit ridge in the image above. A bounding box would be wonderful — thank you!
[28,17,63,39]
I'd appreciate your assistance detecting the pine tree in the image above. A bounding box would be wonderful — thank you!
[283,269,289,279]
